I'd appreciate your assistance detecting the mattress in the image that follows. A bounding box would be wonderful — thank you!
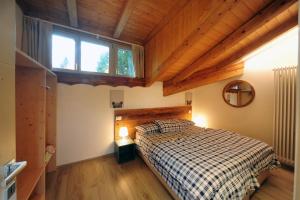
[135,126,280,200]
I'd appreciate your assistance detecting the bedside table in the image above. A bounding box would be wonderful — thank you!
[114,138,135,163]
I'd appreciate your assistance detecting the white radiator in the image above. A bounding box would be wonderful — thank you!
[273,66,297,166]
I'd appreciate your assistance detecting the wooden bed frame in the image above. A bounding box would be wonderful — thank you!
[114,105,192,140]
[114,106,270,200]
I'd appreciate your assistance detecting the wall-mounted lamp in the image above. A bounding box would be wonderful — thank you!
[193,116,208,128]
[119,127,129,139]
[185,92,192,105]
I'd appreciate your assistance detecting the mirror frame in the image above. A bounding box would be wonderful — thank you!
[222,80,255,108]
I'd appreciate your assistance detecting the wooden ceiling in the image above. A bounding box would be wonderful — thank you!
[17,0,298,95]
[145,0,298,95]
[17,0,184,44]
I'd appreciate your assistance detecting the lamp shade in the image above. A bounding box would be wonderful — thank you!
[119,127,128,138]
[193,116,208,128]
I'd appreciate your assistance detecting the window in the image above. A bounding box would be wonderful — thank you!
[116,48,135,77]
[51,29,139,78]
[52,34,76,70]
[81,41,110,73]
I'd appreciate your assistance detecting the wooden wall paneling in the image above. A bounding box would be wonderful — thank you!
[114,106,192,140]
[171,0,297,83]
[46,74,57,172]
[163,63,244,96]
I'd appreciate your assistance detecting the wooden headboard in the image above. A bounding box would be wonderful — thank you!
[114,106,192,140]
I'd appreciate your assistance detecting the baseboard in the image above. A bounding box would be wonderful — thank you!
[57,153,115,168]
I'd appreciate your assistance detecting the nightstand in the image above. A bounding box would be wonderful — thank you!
[114,138,135,163]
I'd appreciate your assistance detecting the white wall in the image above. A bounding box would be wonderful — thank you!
[0,0,16,171]
[57,82,185,165]
[192,28,298,145]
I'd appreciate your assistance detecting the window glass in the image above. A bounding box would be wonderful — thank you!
[81,41,110,73]
[117,48,135,77]
[52,34,76,70]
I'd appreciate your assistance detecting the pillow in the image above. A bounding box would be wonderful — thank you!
[135,123,160,134]
[154,119,194,133]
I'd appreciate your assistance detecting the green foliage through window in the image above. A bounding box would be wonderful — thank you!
[97,52,109,73]
[117,49,135,77]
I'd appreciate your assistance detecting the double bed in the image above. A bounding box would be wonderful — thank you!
[114,106,279,200]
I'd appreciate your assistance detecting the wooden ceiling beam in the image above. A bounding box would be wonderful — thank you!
[163,11,298,96]
[66,0,78,27]
[146,0,242,86]
[55,71,145,87]
[113,0,136,38]
[163,62,244,96]
[144,0,190,43]
[171,0,297,83]
[209,14,298,75]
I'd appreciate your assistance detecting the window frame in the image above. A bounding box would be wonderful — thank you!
[51,28,135,78]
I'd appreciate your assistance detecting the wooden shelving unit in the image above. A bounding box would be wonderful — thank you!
[15,49,57,200]
[17,167,45,200]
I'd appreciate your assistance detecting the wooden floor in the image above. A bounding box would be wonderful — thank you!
[46,156,294,200]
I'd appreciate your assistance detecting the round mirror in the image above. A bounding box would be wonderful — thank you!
[223,80,255,108]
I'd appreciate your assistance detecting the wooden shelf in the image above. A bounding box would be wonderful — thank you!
[16,49,57,199]
[17,167,45,200]
[227,89,252,93]
[15,49,56,77]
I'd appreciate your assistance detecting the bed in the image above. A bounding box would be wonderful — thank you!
[114,106,280,200]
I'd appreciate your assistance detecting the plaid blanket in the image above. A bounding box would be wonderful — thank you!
[135,126,279,200]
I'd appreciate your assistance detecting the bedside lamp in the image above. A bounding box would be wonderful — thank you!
[193,116,208,128]
[119,127,128,140]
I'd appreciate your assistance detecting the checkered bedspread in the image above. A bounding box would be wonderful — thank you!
[135,126,280,200]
